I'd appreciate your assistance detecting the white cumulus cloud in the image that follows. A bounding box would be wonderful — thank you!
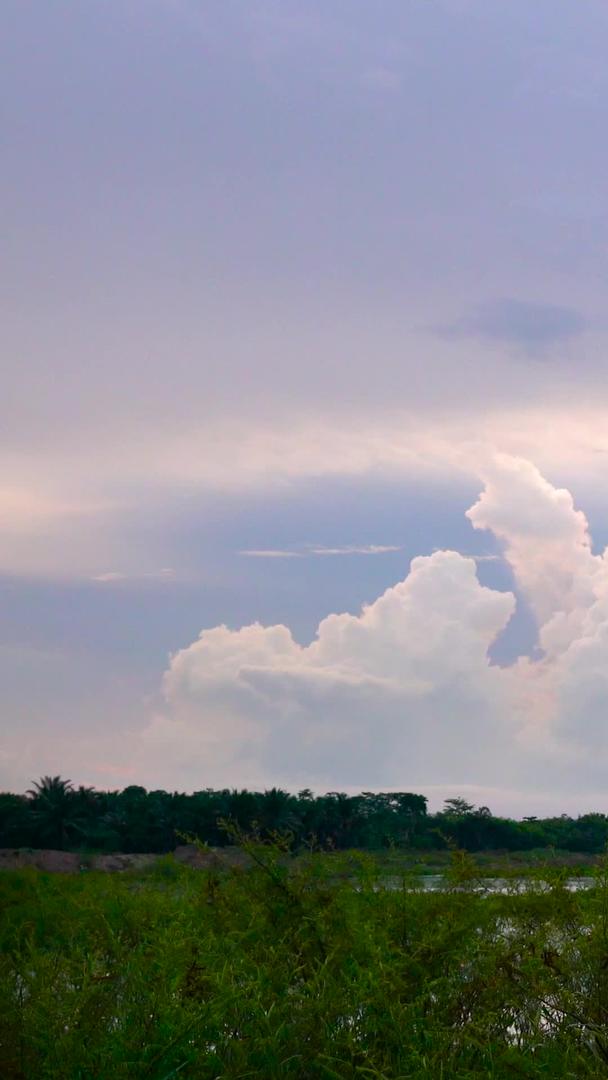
[136,455,608,805]
[467,454,605,657]
[142,549,517,790]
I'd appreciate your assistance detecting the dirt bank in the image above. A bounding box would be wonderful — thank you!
[0,844,252,873]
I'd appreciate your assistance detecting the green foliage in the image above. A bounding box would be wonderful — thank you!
[3,852,608,1076]
[5,779,608,858]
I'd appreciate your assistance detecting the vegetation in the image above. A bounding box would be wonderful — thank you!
[4,843,608,1077]
[2,777,608,857]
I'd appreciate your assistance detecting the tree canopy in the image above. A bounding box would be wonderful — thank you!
[1,780,607,855]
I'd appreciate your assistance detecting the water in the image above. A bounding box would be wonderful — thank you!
[379,874,597,893]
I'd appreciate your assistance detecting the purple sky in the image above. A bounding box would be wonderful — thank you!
[3,1,608,812]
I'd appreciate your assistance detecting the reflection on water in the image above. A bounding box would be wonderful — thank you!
[379,874,597,893]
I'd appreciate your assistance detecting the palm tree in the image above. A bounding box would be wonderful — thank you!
[27,776,84,849]
[258,788,298,836]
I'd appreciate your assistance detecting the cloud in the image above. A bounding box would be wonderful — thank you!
[239,545,403,558]
[142,549,517,789]
[433,548,499,563]
[467,455,604,656]
[239,550,304,559]
[467,461,608,762]
[0,485,111,533]
[137,455,608,803]
[6,405,608,583]
[436,298,586,353]
[91,568,175,584]
[308,544,402,556]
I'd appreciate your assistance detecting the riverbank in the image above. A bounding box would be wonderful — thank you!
[0,844,601,875]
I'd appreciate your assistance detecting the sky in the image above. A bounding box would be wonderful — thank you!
[3,0,608,813]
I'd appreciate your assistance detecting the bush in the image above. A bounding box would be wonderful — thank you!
[2,849,608,1077]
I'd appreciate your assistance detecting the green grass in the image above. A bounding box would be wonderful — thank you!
[3,846,608,1077]
[334,846,602,877]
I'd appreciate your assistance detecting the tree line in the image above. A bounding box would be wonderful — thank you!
[1,777,608,854]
